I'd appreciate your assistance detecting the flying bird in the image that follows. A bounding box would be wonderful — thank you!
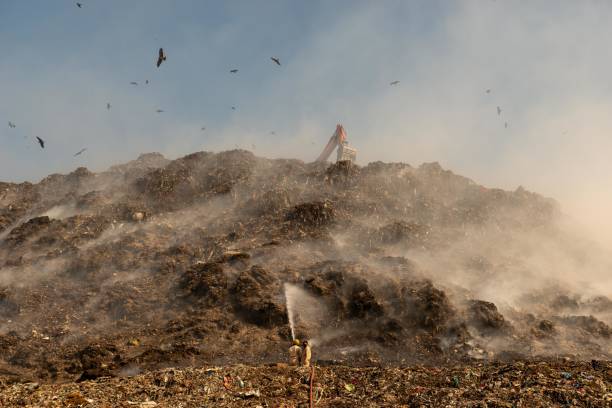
[390,81,400,86]
[74,148,87,156]
[8,121,16,128]
[270,57,281,66]
[201,127,206,131]
[130,81,138,86]
[156,109,164,113]
[145,79,149,84]
[76,2,82,8]
[157,48,166,67]
[231,106,236,110]
[106,103,111,110]
[497,106,501,115]
[36,137,45,149]
[270,131,276,135]
[486,89,491,94]
[230,69,238,73]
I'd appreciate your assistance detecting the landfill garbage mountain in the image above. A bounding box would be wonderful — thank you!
[0,150,610,405]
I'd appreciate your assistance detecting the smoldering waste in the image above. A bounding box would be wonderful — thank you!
[0,150,610,391]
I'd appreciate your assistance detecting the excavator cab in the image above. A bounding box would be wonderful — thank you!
[316,124,357,163]
[337,141,357,162]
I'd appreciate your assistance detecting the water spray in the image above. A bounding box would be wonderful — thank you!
[284,283,297,340]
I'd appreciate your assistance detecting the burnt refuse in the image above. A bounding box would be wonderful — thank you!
[0,149,608,385]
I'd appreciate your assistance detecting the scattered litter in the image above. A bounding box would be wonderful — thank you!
[451,375,460,387]
[223,374,233,390]
[0,361,610,406]
[237,389,260,398]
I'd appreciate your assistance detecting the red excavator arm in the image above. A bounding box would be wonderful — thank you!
[316,124,347,162]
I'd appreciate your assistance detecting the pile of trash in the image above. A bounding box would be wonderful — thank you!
[0,149,610,386]
[0,361,609,407]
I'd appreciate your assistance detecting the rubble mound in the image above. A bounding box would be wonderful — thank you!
[4,216,53,247]
[231,266,287,327]
[467,300,512,335]
[324,160,361,186]
[179,262,228,304]
[286,201,335,227]
[403,280,454,334]
[0,149,609,384]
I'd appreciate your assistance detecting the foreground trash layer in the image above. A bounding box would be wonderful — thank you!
[0,361,610,407]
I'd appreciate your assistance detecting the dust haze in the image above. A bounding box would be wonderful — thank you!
[1,1,611,385]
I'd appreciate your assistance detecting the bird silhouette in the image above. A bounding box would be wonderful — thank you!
[157,48,166,67]
[36,137,45,149]
[201,127,206,131]
[74,148,87,156]
[231,106,236,110]
[76,2,82,8]
[486,89,491,94]
[230,69,238,73]
[106,103,111,110]
[270,57,281,66]
[8,121,16,128]
[497,106,502,115]
[390,81,400,86]
[145,79,149,84]
[130,81,138,86]
[156,109,164,113]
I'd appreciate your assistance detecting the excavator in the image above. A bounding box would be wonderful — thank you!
[316,124,357,163]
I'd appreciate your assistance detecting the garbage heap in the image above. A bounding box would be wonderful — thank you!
[0,150,609,385]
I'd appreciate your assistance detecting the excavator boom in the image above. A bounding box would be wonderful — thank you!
[316,134,340,162]
[316,124,355,163]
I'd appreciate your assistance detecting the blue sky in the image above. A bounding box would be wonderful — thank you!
[3,1,612,240]
[0,0,454,179]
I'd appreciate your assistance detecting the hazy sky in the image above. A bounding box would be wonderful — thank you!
[3,1,612,241]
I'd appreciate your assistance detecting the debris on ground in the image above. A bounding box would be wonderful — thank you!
[0,361,609,407]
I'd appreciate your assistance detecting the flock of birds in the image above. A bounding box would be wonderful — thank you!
[5,2,509,160]
[4,3,295,157]
[4,43,290,156]
[6,46,170,155]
